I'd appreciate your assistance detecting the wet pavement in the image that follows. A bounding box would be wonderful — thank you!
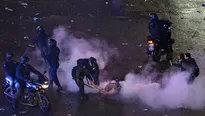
[1,0,205,116]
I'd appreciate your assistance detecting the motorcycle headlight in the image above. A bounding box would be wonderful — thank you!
[41,81,49,89]
[148,44,154,51]
[41,84,49,89]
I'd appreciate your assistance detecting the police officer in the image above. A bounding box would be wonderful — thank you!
[185,53,200,84]
[88,57,100,86]
[72,59,95,100]
[3,53,18,88]
[173,53,187,71]
[46,38,62,92]
[77,57,100,85]
[148,13,163,41]
[14,56,44,108]
[148,13,173,54]
[33,26,48,63]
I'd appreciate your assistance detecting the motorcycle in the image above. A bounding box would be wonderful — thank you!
[4,72,50,112]
[147,38,173,62]
[147,20,174,63]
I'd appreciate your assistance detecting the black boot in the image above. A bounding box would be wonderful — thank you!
[12,99,18,109]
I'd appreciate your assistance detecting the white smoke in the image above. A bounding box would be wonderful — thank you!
[33,26,118,93]
[31,26,205,110]
[119,69,205,110]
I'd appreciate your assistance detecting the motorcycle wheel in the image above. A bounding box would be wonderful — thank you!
[38,93,50,112]
[4,87,15,104]
[152,52,161,62]
[26,92,39,106]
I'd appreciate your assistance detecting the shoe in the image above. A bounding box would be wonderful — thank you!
[12,101,18,109]
[80,94,89,100]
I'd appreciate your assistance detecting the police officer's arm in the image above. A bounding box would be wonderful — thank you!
[27,64,43,77]
[95,63,100,75]
[16,65,27,81]
[172,62,181,67]
[56,47,60,57]
[3,63,13,77]
[32,36,38,45]
[75,67,82,80]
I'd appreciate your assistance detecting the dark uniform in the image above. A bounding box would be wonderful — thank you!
[46,39,62,91]
[148,13,173,53]
[15,56,44,108]
[76,57,100,85]
[3,53,18,87]
[72,59,94,99]
[33,26,48,62]
[173,53,187,71]
[89,57,100,85]
[185,53,199,84]
[148,13,163,41]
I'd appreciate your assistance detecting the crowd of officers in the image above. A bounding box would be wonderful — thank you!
[3,26,100,108]
[2,15,200,109]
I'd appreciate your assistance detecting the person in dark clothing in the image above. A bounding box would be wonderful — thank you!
[148,13,163,41]
[14,56,45,108]
[185,53,200,84]
[173,53,187,71]
[3,53,18,87]
[148,13,174,54]
[72,59,95,100]
[76,57,100,85]
[33,26,49,63]
[46,38,62,92]
[88,57,100,85]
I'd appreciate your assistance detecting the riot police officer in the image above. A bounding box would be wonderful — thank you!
[46,38,62,92]
[72,59,95,100]
[14,56,44,108]
[185,53,200,84]
[3,53,18,88]
[33,25,48,63]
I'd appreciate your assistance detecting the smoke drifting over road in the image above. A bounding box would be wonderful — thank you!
[32,26,205,110]
[51,26,118,93]
[120,69,205,110]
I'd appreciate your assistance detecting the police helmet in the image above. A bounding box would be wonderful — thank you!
[36,25,44,32]
[48,38,57,46]
[89,57,96,65]
[20,56,30,63]
[185,53,191,58]
[89,57,96,62]
[149,13,159,20]
[6,53,15,60]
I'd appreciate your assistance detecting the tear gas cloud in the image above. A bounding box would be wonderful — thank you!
[32,26,205,110]
[120,65,205,110]
[32,26,119,93]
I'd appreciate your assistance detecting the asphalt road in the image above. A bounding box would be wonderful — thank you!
[1,0,205,116]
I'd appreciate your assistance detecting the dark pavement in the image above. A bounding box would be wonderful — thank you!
[0,0,205,116]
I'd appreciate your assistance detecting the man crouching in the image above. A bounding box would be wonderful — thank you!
[72,59,95,101]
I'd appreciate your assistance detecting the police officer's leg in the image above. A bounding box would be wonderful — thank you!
[48,66,54,88]
[75,78,87,99]
[13,82,20,108]
[93,72,100,86]
[13,81,24,108]
[194,68,200,77]
[52,66,62,90]
[187,74,195,84]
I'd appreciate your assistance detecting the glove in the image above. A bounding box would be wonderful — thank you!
[90,81,95,86]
